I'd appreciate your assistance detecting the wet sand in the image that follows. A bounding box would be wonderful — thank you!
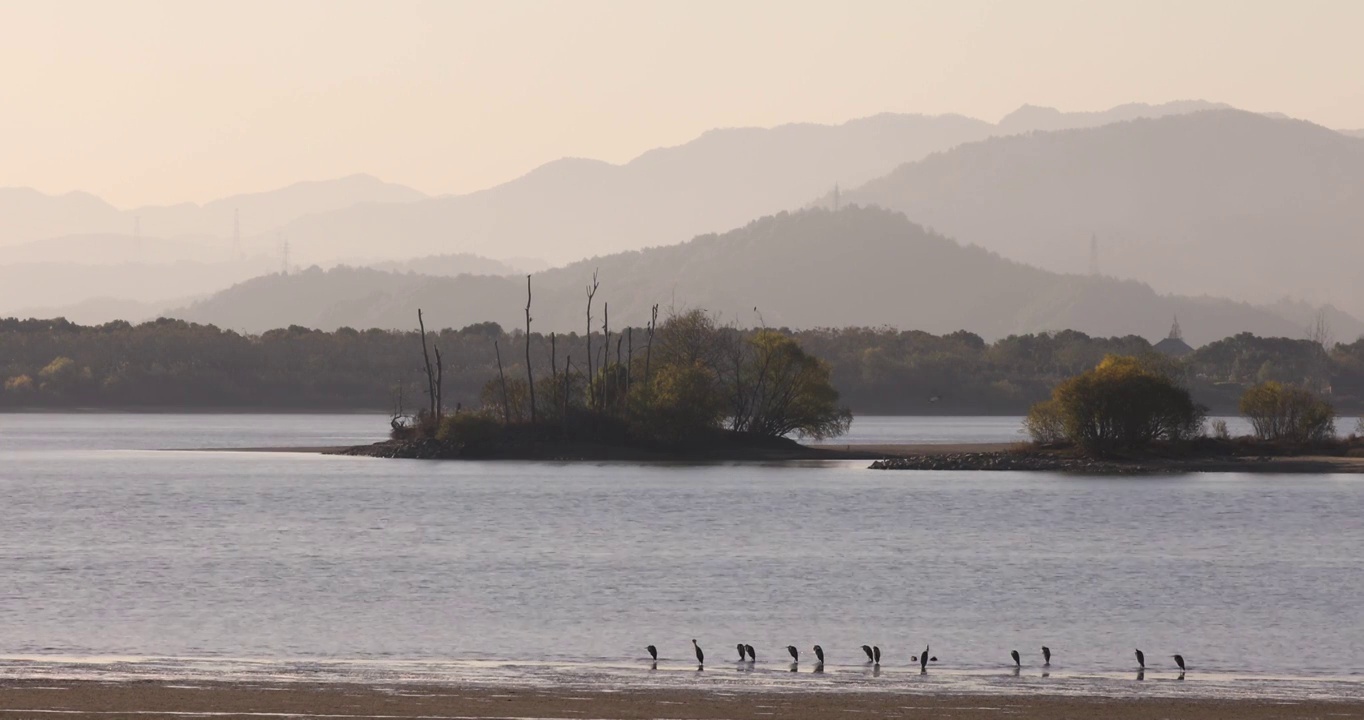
[0,680,1359,720]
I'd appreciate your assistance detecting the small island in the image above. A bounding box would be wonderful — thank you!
[337,297,856,462]
[871,357,1364,474]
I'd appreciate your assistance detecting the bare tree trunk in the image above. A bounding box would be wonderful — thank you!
[615,334,623,413]
[525,274,536,424]
[417,309,436,420]
[644,304,658,388]
[433,344,444,420]
[585,271,599,414]
[494,340,511,424]
[550,332,557,383]
[625,327,633,399]
[563,354,572,433]
[602,302,610,413]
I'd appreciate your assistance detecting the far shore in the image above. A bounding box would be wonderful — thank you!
[0,679,1358,720]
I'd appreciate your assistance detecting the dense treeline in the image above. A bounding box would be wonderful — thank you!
[2,317,1363,413]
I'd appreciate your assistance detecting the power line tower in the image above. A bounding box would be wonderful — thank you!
[233,208,241,259]
[278,232,290,275]
[1089,233,1099,276]
[833,183,841,212]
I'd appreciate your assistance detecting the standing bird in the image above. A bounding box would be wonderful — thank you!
[862,645,875,662]
[692,639,704,665]
[912,645,934,672]
[1134,649,1145,669]
[1010,650,1021,668]
[737,643,746,661]
[873,646,882,664]
[745,644,755,662]
[1173,654,1186,672]
[787,645,799,662]
[1042,646,1051,666]
[813,645,825,664]
[647,645,658,661]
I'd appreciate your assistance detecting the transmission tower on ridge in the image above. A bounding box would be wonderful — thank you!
[279,232,290,275]
[1089,233,1099,276]
[233,208,241,259]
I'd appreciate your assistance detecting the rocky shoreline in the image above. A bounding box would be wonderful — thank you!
[869,451,1157,473]
[869,449,1364,474]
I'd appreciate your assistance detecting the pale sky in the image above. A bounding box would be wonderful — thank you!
[3,0,1362,208]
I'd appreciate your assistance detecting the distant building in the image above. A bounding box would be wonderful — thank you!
[1154,316,1194,357]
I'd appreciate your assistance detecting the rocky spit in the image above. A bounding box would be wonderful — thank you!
[869,451,1157,474]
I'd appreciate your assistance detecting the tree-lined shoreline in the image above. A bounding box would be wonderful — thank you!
[3,316,1363,415]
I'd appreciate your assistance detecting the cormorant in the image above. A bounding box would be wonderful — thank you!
[745,644,755,662]
[1134,648,1145,669]
[787,645,799,662]
[647,645,657,661]
[873,646,881,664]
[862,645,874,662]
[1174,654,1186,672]
[693,639,704,665]
[737,643,746,661]
[1042,646,1051,666]
[1010,649,1020,668]
[813,645,824,664]
[912,645,933,671]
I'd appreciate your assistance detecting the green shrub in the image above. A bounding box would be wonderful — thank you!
[1027,355,1205,453]
[437,409,505,449]
[1239,381,1335,443]
[1023,399,1066,444]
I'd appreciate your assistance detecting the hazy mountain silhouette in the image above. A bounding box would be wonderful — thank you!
[0,174,425,246]
[0,259,275,319]
[1341,129,1364,139]
[1,234,233,265]
[14,296,180,326]
[995,100,1230,134]
[368,253,523,277]
[276,101,1243,265]
[844,109,1364,318]
[170,207,1357,345]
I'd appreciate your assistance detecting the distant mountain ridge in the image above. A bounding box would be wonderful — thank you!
[0,174,425,246]
[843,109,1364,319]
[279,100,1238,265]
[1,99,1240,263]
[170,206,1360,345]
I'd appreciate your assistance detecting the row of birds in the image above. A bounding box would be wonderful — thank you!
[648,642,1187,673]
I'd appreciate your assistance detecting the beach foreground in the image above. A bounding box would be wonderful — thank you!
[0,680,1360,720]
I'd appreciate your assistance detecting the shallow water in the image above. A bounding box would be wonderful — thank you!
[1,413,1361,699]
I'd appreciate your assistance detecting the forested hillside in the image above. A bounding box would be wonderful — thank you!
[172,206,1356,345]
[844,110,1364,317]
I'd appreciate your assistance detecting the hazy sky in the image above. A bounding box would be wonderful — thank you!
[4,0,1362,207]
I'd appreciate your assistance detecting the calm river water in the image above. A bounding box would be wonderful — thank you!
[1,413,1361,700]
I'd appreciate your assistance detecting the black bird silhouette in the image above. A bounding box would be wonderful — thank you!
[1010,649,1021,668]
[787,645,799,662]
[745,644,755,662]
[1042,646,1051,666]
[1174,654,1186,672]
[693,639,704,665]
[1135,648,1145,669]
[862,645,874,662]
[647,645,657,661]
[912,645,935,671]
[873,645,881,664]
[813,645,824,663]
[737,643,746,661]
